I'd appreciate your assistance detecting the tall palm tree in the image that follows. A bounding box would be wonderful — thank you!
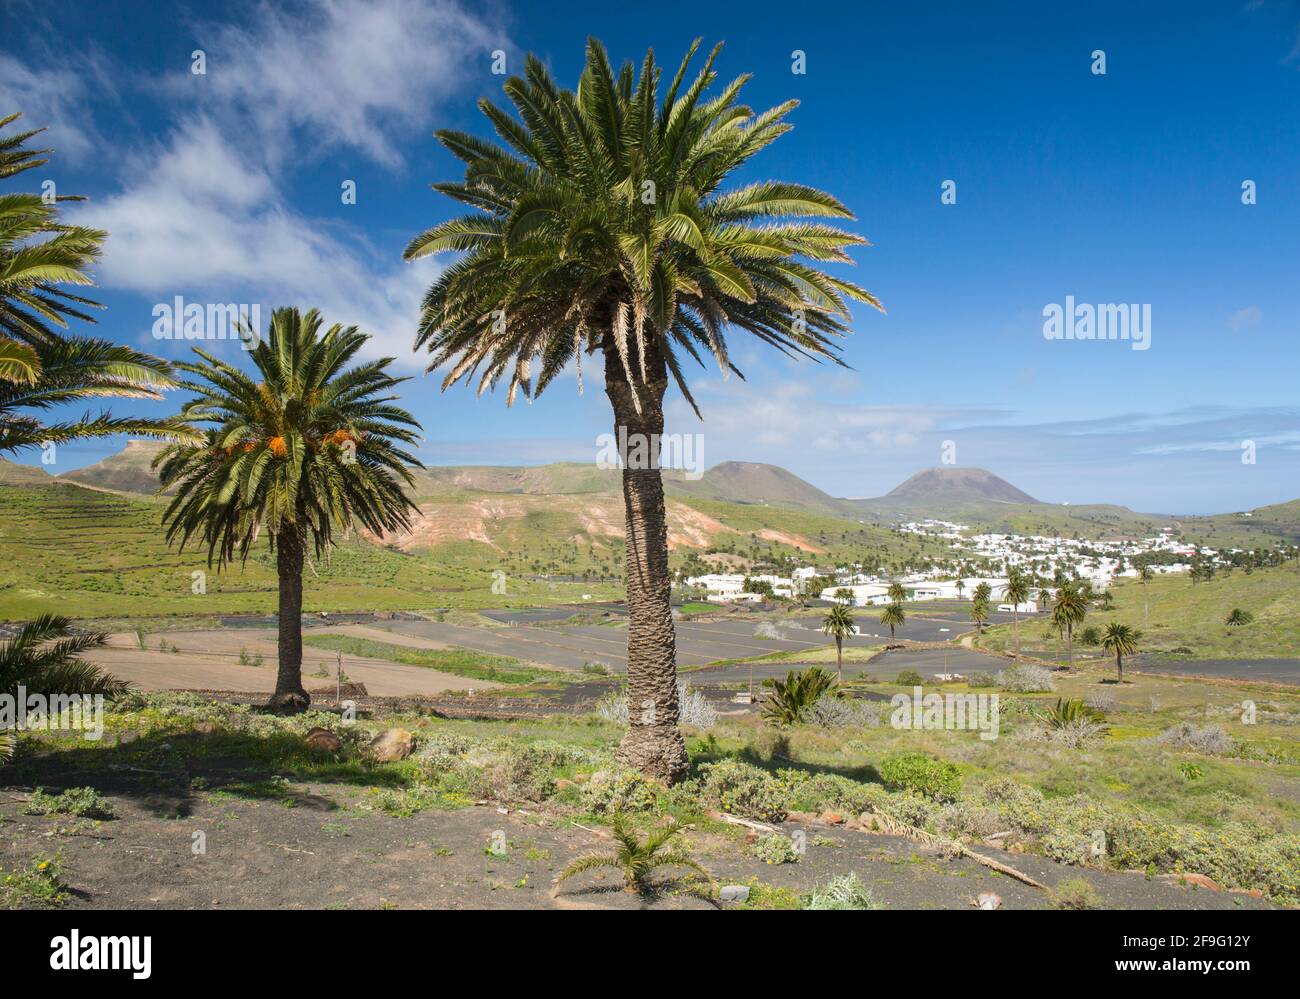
[1052,581,1088,669]
[405,39,880,781]
[821,603,854,684]
[0,112,190,454]
[1100,622,1141,683]
[880,601,905,640]
[155,308,422,712]
[1003,571,1029,655]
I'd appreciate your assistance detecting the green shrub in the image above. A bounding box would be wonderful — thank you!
[878,752,962,802]
[696,759,788,822]
[752,833,800,865]
[22,787,115,821]
[581,769,661,814]
[895,670,924,687]
[1052,876,1102,909]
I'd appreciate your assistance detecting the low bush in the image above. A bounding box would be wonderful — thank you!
[997,664,1056,693]
[877,752,962,802]
[21,787,115,821]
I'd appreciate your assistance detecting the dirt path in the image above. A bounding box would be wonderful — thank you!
[93,629,503,696]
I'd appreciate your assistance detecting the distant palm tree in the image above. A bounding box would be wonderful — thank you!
[954,578,966,600]
[155,308,422,712]
[1138,564,1153,627]
[970,596,989,635]
[405,40,881,781]
[1003,571,1029,654]
[972,581,992,606]
[1052,581,1088,669]
[880,601,905,640]
[887,581,907,604]
[821,603,855,684]
[1101,621,1141,683]
[0,113,191,454]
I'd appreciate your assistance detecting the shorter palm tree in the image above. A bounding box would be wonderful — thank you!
[970,596,989,635]
[821,604,855,683]
[887,582,907,604]
[1101,622,1141,683]
[155,308,422,712]
[954,578,965,600]
[880,601,905,640]
[555,815,712,896]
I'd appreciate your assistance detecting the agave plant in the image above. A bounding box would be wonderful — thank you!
[761,666,839,727]
[405,39,880,781]
[1225,608,1253,628]
[555,814,712,896]
[1039,697,1107,729]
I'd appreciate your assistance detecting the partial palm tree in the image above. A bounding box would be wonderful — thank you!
[554,814,711,896]
[405,39,880,781]
[1003,571,1029,655]
[970,596,989,635]
[0,113,192,455]
[880,601,905,640]
[1,615,129,764]
[887,581,907,604]
[954,578,965,600]
[0,614,127,697]
[1052,581,1088,669]
[154,308,422,712]
[1100,621,1141,683]
[821,603,854,684]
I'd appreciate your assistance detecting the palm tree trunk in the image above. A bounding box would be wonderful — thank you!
[605,347,687,784]
[836,638,843,685]
[1116,652,1123,683]
[1013,609,1020,655]
[1067,624,1074,670]
[269,523,310,713]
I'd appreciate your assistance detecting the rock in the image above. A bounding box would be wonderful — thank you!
[194,721,219,735]
[367,728,414,762]
[554,779,575,791]
[1165,872,1222,892]
[973,892,1002,910]
[785,810,819,824]
[305,727,343,752]
[719,885,750,903]
[819,811,846,825]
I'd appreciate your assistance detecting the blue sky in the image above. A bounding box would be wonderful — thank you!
[2,0,1298,513]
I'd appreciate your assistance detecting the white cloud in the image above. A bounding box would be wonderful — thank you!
[67,0,505,367]
[0,51,111,159]
[1227,306,1262,332]
[185,0,500,168]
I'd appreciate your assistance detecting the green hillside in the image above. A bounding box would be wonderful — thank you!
[977,563,1300,660]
